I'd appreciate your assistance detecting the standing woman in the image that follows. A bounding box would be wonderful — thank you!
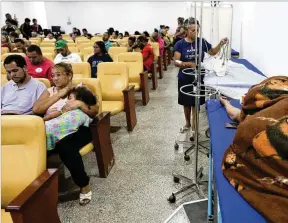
[87,41,113,78]
[174,17,227,134]
[173,17,186,46]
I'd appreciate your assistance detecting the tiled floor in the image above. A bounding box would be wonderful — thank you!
[58,65,210,223]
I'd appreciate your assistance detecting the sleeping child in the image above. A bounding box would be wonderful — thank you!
[45,86,97,151]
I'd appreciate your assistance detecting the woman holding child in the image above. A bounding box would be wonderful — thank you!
[33,62,97,206]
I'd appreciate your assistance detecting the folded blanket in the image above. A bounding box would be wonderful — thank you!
[222,76,288,223]
[45,109,92,151]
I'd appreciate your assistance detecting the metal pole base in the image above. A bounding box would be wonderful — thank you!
[168,167,208,203]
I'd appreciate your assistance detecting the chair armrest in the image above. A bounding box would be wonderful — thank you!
[139,71,150,106]
[6,169,60,223]
[151,61,158,90]
[90,112,115,178]
[123,86,137,131]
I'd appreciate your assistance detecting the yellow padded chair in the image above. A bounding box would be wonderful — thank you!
[1,47,10,55]
[1,75,8,86]
[1,62,6,74]
[40,42,55,47]
[1,116,60,223]
[41,47,56,55]
[91,37,102,42]
[149,42,163,79]
[78,43,93,53]
[70,62,91,78]
[1,53,26,62]
[76,39,90,45]
[43,52,55,61]
[118,52,150,106]
[67,42,76,48]
[36,78,51,88]
[108,47,127,61]
[98,62,137,131]
[69,47,80,53]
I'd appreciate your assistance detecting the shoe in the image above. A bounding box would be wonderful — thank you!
[180,125,191,133]
[79,191,92,206]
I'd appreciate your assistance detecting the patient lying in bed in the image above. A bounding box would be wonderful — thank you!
[220,76,288,223]
[45,87,97,151]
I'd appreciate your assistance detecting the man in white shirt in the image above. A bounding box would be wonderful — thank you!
[54,40,82,63]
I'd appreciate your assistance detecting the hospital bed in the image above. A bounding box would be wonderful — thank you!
[206,58,267,223]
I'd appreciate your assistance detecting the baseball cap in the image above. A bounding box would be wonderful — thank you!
[55,40,67,49]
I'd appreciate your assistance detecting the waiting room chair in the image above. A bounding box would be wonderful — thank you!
[43,52,55,61]
[98,62,137,131]
[78,43,93,53]
[150,42,164,79]
[82,48,94,61]
[67,42,76,48]
[36,78,51,88]
[76,39,90,45]
[118,52,149,105]
[40,42,55,47]
[70,62,91,78]
[1,62,6,74]
[41,47,56,55]
[1,75,8,86]
[1,47,9,55]
[69,47,80,53]
[1,115,60,223]
[1,53,26,62]
[91,37,102,42]
[133,47,158,90]
[108,47,127,61]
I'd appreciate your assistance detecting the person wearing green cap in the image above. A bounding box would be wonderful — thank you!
[54,39,82,63]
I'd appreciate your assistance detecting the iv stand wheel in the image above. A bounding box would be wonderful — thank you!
[173,176,180,183]
[174,143,179,150]
[168,193,176,203]
[205,128,210,138]
[184,154,190,161]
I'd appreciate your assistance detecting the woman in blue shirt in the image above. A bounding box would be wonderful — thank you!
[87,41,113,78]
[174,17,228,134]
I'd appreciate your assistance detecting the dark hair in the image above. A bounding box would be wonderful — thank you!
[27,44,42,55]
[14,38,25,45]
[115,30,119,36]
[10,31,19,38]
[107,27,114,35]
[128,36,136,42]
[82,28,87,32]
[95,41,107,54]
[154,28,158,33]
[68,87,97,107]
[160,25,165,28]
[32,18,37,23]
[4,54,27,68]
[25,18,31,23]
[165,26,170,29]
[143,31,150,37]
[124,31,129,37]
[119,33,123,37]
[137,35,147,43]
[134,31,141,35]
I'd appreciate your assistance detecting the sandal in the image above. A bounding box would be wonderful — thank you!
[79,191,92,206]
[180,125,191,133]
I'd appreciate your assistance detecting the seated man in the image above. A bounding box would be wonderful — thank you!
[12,38,27,54]
[102,32,112,52]
[25,45,54,81]
[1,54,46,115]
[137,36,154,72]
[220,76,288,222]
[54,40,82,63]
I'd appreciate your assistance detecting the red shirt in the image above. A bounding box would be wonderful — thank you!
[25,57,54,81]
[142,44,154,72]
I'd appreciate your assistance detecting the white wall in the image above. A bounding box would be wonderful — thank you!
[44,2,188,34]
[1,1,48,28]
[230,2,288,77]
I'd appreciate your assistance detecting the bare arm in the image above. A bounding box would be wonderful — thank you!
[208,42,222,56]
[174,51,196,68]
[33,90,62,115]
[43,111,62,121]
